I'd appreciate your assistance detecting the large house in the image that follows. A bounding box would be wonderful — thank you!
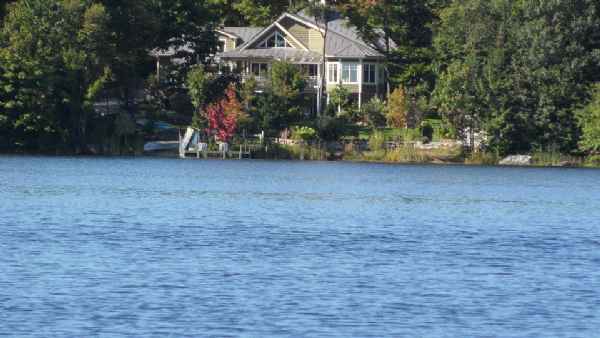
[216,10,388,114]
[152,9,389,116]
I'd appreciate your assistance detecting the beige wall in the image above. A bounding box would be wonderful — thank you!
[280,17,323,52]
[281,17,308,47]
[225,37,236,51]
[217,34,237,52]
[308,29,324,52]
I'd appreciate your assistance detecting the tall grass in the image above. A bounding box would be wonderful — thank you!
[465,151,500,165]
[351,144,463,164]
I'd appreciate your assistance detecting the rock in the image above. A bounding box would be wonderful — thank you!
[499,155,533,166]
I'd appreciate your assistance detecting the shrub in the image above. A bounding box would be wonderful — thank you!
[585,155,600,167]
[577,84,600,153]
[386,87,408,128]
[291,126,316,142]
[317,115,357,141]
[361,97,387,128]
[369,131,385,151]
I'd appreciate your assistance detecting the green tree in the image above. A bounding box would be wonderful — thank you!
[578,84,600,153]
[339,0,440,96]
[433,0,600,153]
[329,84,351,115]
[0,0,113,152]
[270,61,305,101]
[187,66,210,112]
[229,0,307,26]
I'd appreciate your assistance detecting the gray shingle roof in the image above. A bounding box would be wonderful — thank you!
[292,10,392,55]
[221,27,264,44]
[325,31,383,58]
[219,48,322,63]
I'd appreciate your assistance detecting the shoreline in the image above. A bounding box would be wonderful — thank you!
[2,151,599,169]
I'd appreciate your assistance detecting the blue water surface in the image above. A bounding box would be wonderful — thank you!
[1,156,599,337]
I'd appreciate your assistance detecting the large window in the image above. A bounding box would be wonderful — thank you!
[328,63,338,83]
[251,63,269,77]
[342,63,358,83]
[259,31,291,48]
[363,64,376,83]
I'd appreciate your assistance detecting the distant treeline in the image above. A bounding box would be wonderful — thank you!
[0,0,599,155]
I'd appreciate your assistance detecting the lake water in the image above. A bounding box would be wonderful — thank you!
[1,156,599,337]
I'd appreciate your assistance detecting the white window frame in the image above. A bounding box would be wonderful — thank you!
[258,31,292,49]
[328,63,338,83]
[363,63,377,84]
[342,63,359,84]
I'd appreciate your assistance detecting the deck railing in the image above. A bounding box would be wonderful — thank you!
[242,74,320,91]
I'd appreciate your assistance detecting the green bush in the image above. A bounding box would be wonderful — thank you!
[584,155,600,167]
[369,131,385,151]
[317,115,357,141]
[291,126,316,142]
[361,97,387,128]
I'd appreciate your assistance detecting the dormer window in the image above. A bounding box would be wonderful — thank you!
[259,31,291,48]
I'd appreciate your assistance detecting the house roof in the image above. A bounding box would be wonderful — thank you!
[218,10,386,61]
[292,10,393,55]
[218,48,322,63]
[220,27,264,44]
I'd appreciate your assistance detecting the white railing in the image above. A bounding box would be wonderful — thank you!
[241,74,320,91]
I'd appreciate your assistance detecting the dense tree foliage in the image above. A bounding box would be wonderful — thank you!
[0,0,113,151]
[433,0,600,153]
[0,0,221,152]
[1,0,600,156]
[577,84,600,153]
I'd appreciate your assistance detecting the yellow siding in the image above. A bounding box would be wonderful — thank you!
[281,18,309,47]
[225,38,236,51]
[287,24,309,47]
[308,29,324,52]
[280,17,323,52]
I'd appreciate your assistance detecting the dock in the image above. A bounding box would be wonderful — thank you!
[181,147,252,159]
[178,127,254,159]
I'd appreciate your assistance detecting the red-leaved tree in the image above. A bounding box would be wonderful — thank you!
[206,84,242,142]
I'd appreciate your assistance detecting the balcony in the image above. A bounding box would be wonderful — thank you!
[241,74,320,92]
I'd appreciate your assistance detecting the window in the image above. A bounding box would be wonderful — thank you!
[259,32,291,48]
[328,63,338,83]
[342,63,358,83]
[363,64,376,83]
[302,64,318,77]
[251,63,269,77]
